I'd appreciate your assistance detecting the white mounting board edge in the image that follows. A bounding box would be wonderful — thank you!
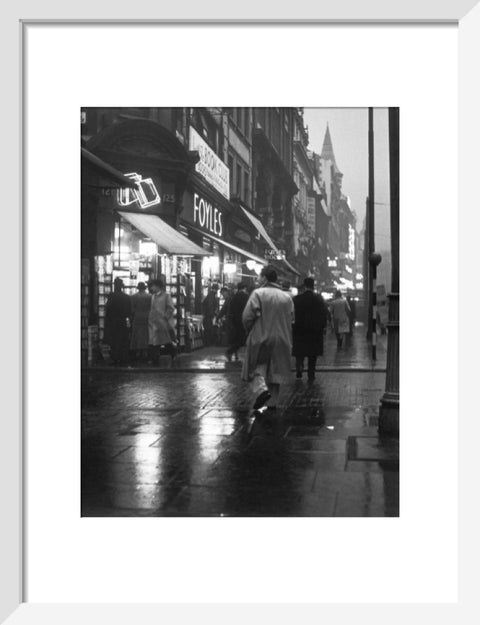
[1,0,477,623]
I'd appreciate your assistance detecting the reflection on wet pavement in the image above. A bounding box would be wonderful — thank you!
[82,369,398,517]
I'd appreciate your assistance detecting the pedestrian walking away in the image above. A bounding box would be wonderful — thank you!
[130,281,151,363]
[346,295,357,336]
[329,289,351,348]
[148,278,177,364]
[292,277,328,381]
[202,283,220,346]
[222,282,249,361]
[281,280,294,298]
[104,277,131,366]
[217,286,232,348]
[242,265,294,413]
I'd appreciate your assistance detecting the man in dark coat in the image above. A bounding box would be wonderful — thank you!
[104,277,132,366]
[292,277,328,382]
[223,282,249,361]
[202,284,220,346]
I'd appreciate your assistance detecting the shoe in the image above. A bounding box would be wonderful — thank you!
[307,377,315,384]
[253,390,271,410]
[296,371,302,379]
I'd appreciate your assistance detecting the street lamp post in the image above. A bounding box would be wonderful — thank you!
[367,108,375,339]
[369,252,382,360]
[379,108,400,436]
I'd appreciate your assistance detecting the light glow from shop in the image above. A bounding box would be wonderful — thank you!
[348,224,356,260]
[339,277,354,289]
[245,259,263,275]
[223,262,237,274]
[139,240,157,256]
[202,255,220,277]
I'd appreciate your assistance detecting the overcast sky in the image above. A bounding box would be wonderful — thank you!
[303,107,391,253]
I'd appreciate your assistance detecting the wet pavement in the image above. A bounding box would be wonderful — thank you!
[88,323,387,373]
[82,331,399,517]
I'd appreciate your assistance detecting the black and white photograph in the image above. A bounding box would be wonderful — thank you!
[81,107,399,517]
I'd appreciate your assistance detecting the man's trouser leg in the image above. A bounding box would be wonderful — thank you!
[251,363,280,409]
[251,363,268,404]
[266,382,280,408]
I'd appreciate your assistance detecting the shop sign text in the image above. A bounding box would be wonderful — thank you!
[189,127,230,200]
[193,192,223,237]
[264,248,285,260]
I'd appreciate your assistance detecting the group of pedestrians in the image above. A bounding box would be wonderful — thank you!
[239,266,354,415]
[104,270,355,420]
[201,282,251,355]
[104,277,177,366]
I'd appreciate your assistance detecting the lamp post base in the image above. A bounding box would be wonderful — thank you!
[379,395,399,437]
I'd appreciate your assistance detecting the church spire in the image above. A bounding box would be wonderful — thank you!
[321,123,337,166]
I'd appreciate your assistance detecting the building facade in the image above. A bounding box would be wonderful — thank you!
[317,124,357,293]
[81,107,303,364]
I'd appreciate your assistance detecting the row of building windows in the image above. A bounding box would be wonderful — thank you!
[228,154,250,205]
[226,108,251,140]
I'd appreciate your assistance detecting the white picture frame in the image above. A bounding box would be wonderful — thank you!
[2,0,477,622]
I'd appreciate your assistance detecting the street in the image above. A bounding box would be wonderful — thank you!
[82,328,398,517]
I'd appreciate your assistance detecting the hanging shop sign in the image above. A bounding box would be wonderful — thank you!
[264,248,286,261]
[348,224,356,260]
[117,172,161,209]
[189,127,230,200]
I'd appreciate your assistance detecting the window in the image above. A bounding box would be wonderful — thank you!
[244,108,250,137]
[236,164,242,198]
[236,108,243,132]
[228,155,234,195]
[174,108,184,135]
[271,108,281,152]
[244,171,250,204]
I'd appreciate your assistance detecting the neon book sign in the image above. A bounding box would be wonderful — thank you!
[117,172,161,209]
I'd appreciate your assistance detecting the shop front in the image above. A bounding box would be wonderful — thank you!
[81,118,210,361]
[181,180,269,314]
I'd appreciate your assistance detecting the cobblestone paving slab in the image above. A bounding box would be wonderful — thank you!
[82,370,398,517]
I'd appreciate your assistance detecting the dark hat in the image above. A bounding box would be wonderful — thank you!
[237,282,247,289]
[260,265,277,283]
[137,282,147,291]
[149,278,164,289]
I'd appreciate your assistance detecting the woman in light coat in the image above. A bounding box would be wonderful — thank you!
[241,266,294,412]
[148,278,176,364]
[329,289,351,348]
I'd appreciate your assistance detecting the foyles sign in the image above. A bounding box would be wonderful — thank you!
[193,192,223,237]
[189,127,230,200]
